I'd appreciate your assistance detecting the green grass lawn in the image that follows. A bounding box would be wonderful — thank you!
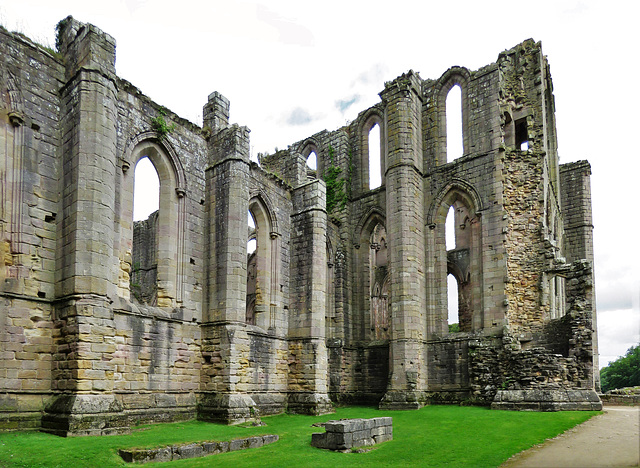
[0,406,597,467]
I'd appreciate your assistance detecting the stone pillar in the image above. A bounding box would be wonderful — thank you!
[42,17,123,436]
[560,161,599,390]
[378,72,429,410]
[287,179,333,415]
[199,93,257,423]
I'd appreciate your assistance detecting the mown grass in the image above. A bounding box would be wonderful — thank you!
[0,406,597,467]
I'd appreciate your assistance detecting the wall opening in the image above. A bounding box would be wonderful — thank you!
[131,156,161,305]
[306,151,317,170]
[433,189,480,334]
[445,206,455,251]
[446,84,463,162]
[246,199,275,330]
[306,150,317,180]
[369,123,381,189]
[447,274,459,332]
[549,275,566,320]
[246,210,257,324]
[123,141,183,308]
[247,210,256,254]
[133,157,160,221]
[515,118,529,150]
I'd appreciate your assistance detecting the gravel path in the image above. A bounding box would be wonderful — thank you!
[501,406,639,468]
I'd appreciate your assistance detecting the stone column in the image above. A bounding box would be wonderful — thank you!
[287,179,333,415]
[560,161,599,390]
[378,72,429,410]
[42,17,123,436]
[199,92,257,423]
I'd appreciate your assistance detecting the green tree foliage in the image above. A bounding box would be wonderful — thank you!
[600,345,640,393]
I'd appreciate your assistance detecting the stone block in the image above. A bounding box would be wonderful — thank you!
[229,439,246,451]
[176,443,203,459]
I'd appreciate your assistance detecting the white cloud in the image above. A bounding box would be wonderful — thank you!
[597,308,640,368]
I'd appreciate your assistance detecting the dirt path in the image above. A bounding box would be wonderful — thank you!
[501,406,639,468]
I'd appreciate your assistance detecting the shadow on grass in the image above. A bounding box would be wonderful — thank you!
[0,405,598,468]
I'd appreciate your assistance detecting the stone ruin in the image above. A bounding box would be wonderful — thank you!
[0,17,601,435]
[311,417,393,451]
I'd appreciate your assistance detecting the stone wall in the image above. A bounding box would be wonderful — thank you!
[0,18,600,434]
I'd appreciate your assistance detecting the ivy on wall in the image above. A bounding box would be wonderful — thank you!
[323,145,348,213]
[151,109,176,140]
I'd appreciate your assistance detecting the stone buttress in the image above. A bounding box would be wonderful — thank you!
[41,17,124,435]
[0,19,602,435]
[378,72,429,409]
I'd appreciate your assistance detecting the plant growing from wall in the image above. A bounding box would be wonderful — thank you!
[323,145,347,213]
[151,109,176,140]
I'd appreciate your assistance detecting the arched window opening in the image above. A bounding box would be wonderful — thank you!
[445,206,456,251]
[515,118,529,150]
[369,123,382,189]
[123,141,183,308]
[246,200,275,329]
[133,157,159,221]
[306,151,317,170]
[306,150,318,180]
[446,85,463,162]
[247,210,256,254]
[131,156,161,305]
[246,210,257,324]
[447,274,459,332]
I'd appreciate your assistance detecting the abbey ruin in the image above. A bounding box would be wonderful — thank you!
[1,17,601,436]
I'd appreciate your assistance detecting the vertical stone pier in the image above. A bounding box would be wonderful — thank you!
[199,92,257,423]
[42,17,123,436]
[560,161,599,390]
[378,72,429,410]
[287,180,333,415]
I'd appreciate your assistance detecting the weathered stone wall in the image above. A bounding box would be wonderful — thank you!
[1,18,600,433]
[1,24,63,431]
[131,211,158,305]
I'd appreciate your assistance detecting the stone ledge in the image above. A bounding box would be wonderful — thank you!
[599,394,640,406]
[492,389,602,411]
[119,434,278,463]
[311,417,392,451]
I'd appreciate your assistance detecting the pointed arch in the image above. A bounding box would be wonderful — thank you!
[300,139,321,180]
[434,67,471,165]
[352,207,388,342]
[247,194,280,330]
[123,131,186,191]
[360,108,386,192]
[427,179,483,227]
[353,206,386,248]
[426,178,484,334]
[118,134,187,307]
[248,190,279,235]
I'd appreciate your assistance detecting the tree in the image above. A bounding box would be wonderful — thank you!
[600,345,640,393]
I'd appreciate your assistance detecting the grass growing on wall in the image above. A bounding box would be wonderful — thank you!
[0,406,597,467]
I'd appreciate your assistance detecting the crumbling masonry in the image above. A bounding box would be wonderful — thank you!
[0,17,601,435]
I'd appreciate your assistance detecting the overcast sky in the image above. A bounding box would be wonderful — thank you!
[2,0,638,367]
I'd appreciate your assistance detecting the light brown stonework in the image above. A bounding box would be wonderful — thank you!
[0,19,600,435]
